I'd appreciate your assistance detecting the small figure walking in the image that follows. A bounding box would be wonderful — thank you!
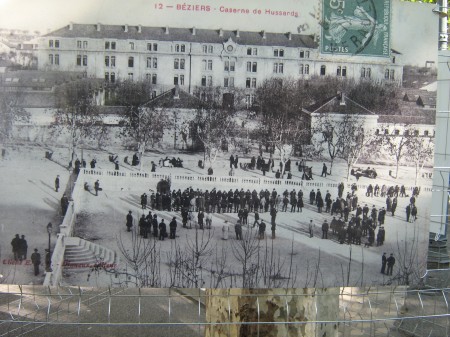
[309,220,314,238]
[381,252,387,274]
[94,180,100,196]
[31,249,41,276]
[235,220,242,240]
[386,253,395,276]
[55,175,60,192]
[126,211,133,232]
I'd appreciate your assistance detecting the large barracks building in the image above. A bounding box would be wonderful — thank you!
[36,22,402,102]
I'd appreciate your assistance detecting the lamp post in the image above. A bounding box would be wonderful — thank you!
[46,222,52,272]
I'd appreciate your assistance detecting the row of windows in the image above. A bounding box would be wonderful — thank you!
[77,40,88,49]
[49,39,60,48]
[376,129,432,136]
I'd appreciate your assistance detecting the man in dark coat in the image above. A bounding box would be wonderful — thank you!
[381,253,387,274]
[258,221,266,239]
[18,235,28,260]
[152,214,159,237]
[31,249,41,276]
[11,234,20,260]
[94,180,100,196]
[55,175,60,192]
[386,254,395,276]
[159,219,167,240]
[141,193,148,209]
[321,163,327,177]
[169,217,177,239]
[235,220,242,240]
[61,193,69,215]
[406,204,411,222]
[229,155,234,169]
[90,159,96,168]
[126,211,133,232]
[139,215,146,237]
[322,220,329,239]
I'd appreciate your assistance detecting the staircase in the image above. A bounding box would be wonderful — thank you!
[63,237,118,272]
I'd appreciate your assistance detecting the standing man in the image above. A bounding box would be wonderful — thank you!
[18,235,28,261]
[31,249,41,276]
[229,155,234,169]
[406,204,411,223]
[308,220,314,238]
[159,219,167,240]
[11,234,20,260]
[169,217,177,239]
[235,220,242,240]
[61,193,69,216]
[55,175,60,192]
[94,180,100,196]
[321,163,328,177]
[322,220,329,239]
[258,221,266,240]
[126,211,133,232]
[381,252,387,274]
[386,253,396,276]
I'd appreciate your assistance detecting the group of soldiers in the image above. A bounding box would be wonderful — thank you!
[126,210,180,241]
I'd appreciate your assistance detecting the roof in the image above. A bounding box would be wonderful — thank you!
[303,94,375,116]
[0,70,87,88]
[45,24,317,48]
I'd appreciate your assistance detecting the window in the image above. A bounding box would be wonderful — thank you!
[49,40,53,48]
[105,56,110,67]
[105,41,116,50]
[128,73,134,81]
[394,129,400,135]
[55,54,59,65]
[202,59,213,71]
[77,41,82,49]
[83,41,88,49]
[247,62,257,72]
[299,64,310,75]
[300,50,310,58]
[82,55,87,66]
[245,94,255,108]
[111,56,115,67]
[153,58,157,68]
[424,130,429,136]
[175,44,186,52]
[174,58,185,70]
[129,42,135,50]
[203,45,214,53]
[224,77,234,87]
[274,49,284,57]
[414,130,420,136]
[76,55,81,66]
[147,43,158,51]
[147,57,152,68]
[128,57,134,67]
[147,73,158,84]
[208,45,213,53]
[174,74,184,85]
[361,67,371,78]
[55,40,59,48]
[384,129,389,135]
[207,76,213,86]
[224,60,235,72]
[49,54,53,64]
[336,66,346,76]
[105,72,109,81]
[273,63,284,74]
[320,65,326,76]
[246,78,257,88]
[247,47,257,55]
[385,69,395,80]
[207,60,212,70]
[201,76,207,86]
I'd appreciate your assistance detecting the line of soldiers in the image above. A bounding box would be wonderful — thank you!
[365,184,420,198]
[140,187,306,214]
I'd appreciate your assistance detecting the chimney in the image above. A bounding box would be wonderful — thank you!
[96,23,101,32]
[192,27,196,35]
[124,24,128,32]
[138,24,142,33]
[236,29,240,38]
[261,30,266,39]
[69,22,74,31]
[165,26,169,34]
[219,28,223,37]
[288,32,292,40]
[340,92,346,106]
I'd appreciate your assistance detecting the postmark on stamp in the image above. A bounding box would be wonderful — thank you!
[320,0,391,57]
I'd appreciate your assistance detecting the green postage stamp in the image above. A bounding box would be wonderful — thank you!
[321,0,391,57]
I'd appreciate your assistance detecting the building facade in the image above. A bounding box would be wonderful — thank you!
[37,23,403,102]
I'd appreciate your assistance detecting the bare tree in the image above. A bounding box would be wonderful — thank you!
[380,125,412,179]
[51,79,103,162]
[0,85,29,142]
[405,132,434,185]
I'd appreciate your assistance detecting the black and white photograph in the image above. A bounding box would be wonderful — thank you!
[0,0,439,289]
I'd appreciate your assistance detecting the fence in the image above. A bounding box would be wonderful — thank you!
[0,285,448,337]
[80,168,431,194]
